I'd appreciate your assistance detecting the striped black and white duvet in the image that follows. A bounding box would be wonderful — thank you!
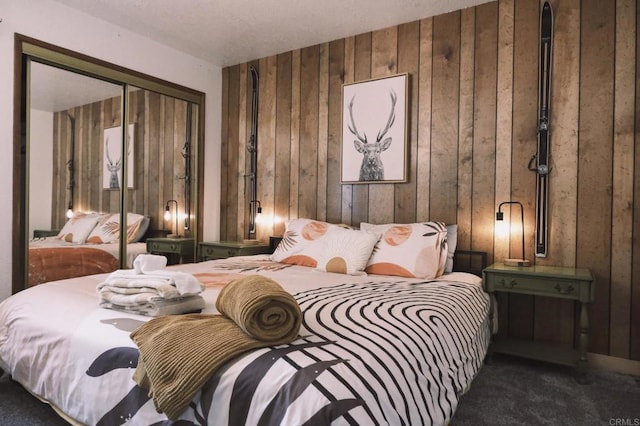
[0,255,491,425]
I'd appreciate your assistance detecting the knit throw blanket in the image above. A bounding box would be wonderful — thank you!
[130,274,302,420]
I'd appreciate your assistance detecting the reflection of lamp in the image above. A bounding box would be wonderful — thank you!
[164,199,180,238]
[249,199,262,236]
[66,201,74,219]
[496,201,530,267]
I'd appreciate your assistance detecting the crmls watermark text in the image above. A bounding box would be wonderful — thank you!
[609,419,640,426]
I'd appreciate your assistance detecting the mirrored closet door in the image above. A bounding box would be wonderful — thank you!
[14,35,204,293]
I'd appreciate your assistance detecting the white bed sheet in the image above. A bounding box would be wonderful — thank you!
[0,255,491,425]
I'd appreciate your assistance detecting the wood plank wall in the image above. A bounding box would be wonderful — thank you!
[220,0,640,361]
[51,90,195,237]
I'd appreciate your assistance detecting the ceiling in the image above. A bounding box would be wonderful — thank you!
[51,0,493,67]
[32,0,492,112]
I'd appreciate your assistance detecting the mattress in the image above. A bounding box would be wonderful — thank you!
[0,255,491,425]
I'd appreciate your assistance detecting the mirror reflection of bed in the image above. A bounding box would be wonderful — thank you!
[27,59,199,287]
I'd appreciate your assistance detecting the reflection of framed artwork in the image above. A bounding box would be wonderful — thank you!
[341,73,408,184]
[103,124,134,189]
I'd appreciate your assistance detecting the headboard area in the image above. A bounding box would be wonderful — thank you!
[453,250,488,277]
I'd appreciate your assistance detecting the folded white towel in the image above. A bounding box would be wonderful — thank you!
[100,295,206,317]
[100,270,203,296]
[133,254,168,274]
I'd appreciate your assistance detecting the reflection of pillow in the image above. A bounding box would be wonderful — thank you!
[57,212,101,243]
[271,218,341,262]
[445,224,458,273]
[130,216,150,243]
[87,213,146,244]
[360,222,448,279]
[275,226,379,275]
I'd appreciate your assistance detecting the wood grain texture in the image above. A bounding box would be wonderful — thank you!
[317,43,329,222]
[395,21,420,225]
[416,18,433,223]
[609,0,635,358]
[430,11,460,226]
[471,2,498,260]
[220,0,640,360]
[632,0,640,362]
[327,40,345,225]
[298,45,320,220]
[274,52,293,237]
[577,0,615,355]
[456,8,475,252]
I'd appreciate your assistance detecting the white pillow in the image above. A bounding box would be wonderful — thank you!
[87,212,147,244]
[57,212,101,243]
[271,219,379,275]
[445,224,458,273]
[271,218,343,262]
[313,227,380,275]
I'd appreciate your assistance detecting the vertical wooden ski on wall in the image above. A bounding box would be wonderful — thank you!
[247,66,259,237]
[531,1,553,257]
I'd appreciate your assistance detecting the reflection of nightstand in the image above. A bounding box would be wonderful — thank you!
[483,263,595,383]
[199,241,271,261]
[146,238,195,264]
[33,229,60,239]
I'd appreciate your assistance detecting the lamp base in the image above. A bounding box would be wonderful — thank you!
[503,258,531,267]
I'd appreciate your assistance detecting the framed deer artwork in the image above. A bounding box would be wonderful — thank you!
[341,73,408,184]
[102,124,135,189]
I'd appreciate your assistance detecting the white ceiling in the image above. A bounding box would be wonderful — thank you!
[33,0,493,112]
[51,0,493,67]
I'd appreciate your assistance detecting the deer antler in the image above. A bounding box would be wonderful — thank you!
[347,95,368,144]
[105,138,113,166]
[105,139,121,168]
[376,90,397,142]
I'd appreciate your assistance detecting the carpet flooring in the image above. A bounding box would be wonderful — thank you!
[0,354,638,425]
[453,354,640,425]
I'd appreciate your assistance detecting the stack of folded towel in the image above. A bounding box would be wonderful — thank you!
[97,254,205,316]
[130,274,302,419]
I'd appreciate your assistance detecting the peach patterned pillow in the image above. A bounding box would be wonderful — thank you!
[86,213,146,244]
[56,212,101,243]
[272,221,379,275]
[271,218,338,264]
[360,221,448,279]
[313,227,380,275]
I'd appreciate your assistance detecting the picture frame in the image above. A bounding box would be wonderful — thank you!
[103,124,135,189]
[341,73,408,184]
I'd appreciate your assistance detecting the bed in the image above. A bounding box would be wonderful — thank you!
[2,219,492,425]
[28,212,150,287]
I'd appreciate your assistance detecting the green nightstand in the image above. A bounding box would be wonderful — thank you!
[199,241,271,261]
[483,263,595,383]
[146,237,195,264]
